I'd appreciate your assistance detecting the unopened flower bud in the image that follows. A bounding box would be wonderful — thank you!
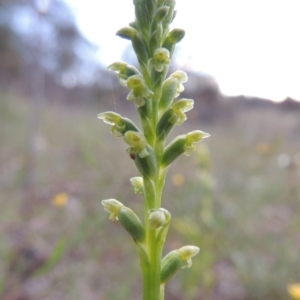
[116,27,136,40]
[154,6,170,23]
[149,209,166,229]
[167,28,185,44]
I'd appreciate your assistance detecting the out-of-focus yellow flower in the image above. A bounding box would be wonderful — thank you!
[171,173,184,186]
[255,142,272,155]
[288,283,300,299]
[51,192,69,207]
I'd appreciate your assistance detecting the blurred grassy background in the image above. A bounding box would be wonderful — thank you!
[1,92,300,300]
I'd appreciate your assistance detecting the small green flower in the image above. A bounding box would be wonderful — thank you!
[185,130,210,156]
[160,245,200,284]
[169,98,194,125]
[98,111,140,137]
[124,131,149,158]
[149,47,171,72]
[127,75,154,107]
[130,176,144,195]
[99,0,212,297]
[102,199,145,242]
[178,245,200,268]
[169,71,188,97]
[101,199,124,221]
[162,130,210,167]
[159,71,188,110]
[108,62,141,86]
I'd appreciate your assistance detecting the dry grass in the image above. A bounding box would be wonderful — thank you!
[1,95,300,300]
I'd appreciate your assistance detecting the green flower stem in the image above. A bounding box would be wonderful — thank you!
[141,149,170,300]
[140,67,169,299]
[100,1,210,299]
[142,165,165,300]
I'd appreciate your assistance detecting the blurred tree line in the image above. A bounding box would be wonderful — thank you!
[0,0,223,108]
[0,0,107,103]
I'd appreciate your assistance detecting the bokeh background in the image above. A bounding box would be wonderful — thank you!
[1,1,300,299]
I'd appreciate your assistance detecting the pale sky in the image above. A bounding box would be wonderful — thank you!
[65,0,300,101]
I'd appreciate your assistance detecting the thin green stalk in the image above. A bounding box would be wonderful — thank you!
[99,1,210,299]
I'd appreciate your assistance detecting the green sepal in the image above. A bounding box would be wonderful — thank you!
[118,206,145,243]
[132,32,150,67]
[137,104,154,143]
[134,145,157,179]
[159,77,178,111]
[156,108,175,141]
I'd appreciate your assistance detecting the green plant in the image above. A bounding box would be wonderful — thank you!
[98,1,210,299]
